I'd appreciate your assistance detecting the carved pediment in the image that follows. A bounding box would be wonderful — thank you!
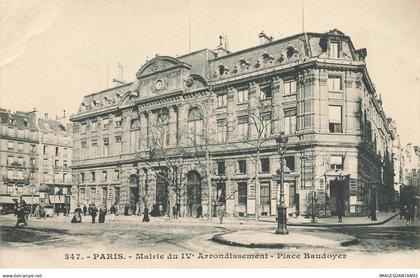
[136,56,190,78]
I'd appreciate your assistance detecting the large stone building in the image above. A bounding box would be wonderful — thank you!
[70,29,395,218]
[0,108,73,214]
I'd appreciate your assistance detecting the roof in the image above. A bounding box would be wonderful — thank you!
[38,118,67,133]
[0,108,38,129]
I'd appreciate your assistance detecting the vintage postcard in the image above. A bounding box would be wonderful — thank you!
[0,0,419,272]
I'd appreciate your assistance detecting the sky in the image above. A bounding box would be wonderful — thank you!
[0,0,419,145]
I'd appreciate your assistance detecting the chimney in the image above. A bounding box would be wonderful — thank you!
[258,31,273,44]
[214,34,230,57]
[63,110,66,118]
[45,113,48,119]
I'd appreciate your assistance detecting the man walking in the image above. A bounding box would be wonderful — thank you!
[91,205,98,223]
[15,204,27,227]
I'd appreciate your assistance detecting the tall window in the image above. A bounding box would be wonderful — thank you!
[156,110,169,146]
[55,146,59,156]
[115,136,122,154]
[284,80,297,95]
[80,173,85,182]
[8,141,14,150]
[43,145,47,155]
[237,89,249,103]
[284,108,297,134]
[217,94,227,107]
[238,160,247,174]
[114,170,120,180]
[31,144,36,153]
[260,182,271,206]
[260,86,272,100]
[187,108,203,146]
[260,158,270,173]
[217,120,227,143]
[285,156,295,171]
[217,161,225,175]
[18,143,23,151]
[261,113,272,138]
[115,116,122,128]
[91,120,97,131]
[237,116,248,141]
[81,123,87,133]
[330,42,339,58]
[7,156,13,165]
[329,105,342,133]
[102,171,107,181]
[91,140,98,157]
[103,138,109,156]
[91,171,96,182]
[328,76,342,91]
[238,182,247,205]
[330,155,343,171]
[103,118,110,129]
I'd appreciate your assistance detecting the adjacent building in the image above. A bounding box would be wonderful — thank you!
[0,108,73,214]
[70,29,395,218]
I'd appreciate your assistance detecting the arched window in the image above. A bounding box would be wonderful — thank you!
[187,107,204,146]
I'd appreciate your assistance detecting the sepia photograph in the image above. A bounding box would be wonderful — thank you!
[0,0,419,274]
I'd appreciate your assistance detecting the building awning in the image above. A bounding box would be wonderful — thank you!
[22,196,40,205]
[49,195,66,204]
[0,196,17,204]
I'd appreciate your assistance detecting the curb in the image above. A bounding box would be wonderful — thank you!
[212,232,359,249]
[258,212,400,227]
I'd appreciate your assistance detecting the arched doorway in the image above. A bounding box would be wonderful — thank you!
[128,174,139,215]
[155,172,168,216]
[187,171,202,217]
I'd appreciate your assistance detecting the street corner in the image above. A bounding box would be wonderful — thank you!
[212,228,359,249]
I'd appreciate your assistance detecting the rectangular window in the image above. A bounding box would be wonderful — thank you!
[114,170,120,180]
[237,116,248,140]
[80,173,85,182]
[261,113,272,138]
[330,42,339,59]
[81,123,87,133]
[7,141,14,150]
[328,76,342,91]
[42,172,48,182]
[284,80,297,95]
[260,86,272,100]
[91,120,97,131]
[7,156,13,165]
[91,140,98,157]
[285,156,295,171]
[54,159,59,167]
[17,170,23,179]
[31,144,36,153]
[238,182,247,205]
[102,171,107,181]
[115,136,122,154]
[330,155,344,171]
[329,105,342,133]
[115,116,122,127]
[55,147,59,156]
[284,108,297,134]
[260,158,270,173]
[63,173,67,183]
[217,161,225,175]
[115,187,120,203]
[43,145,47,155]
[43,158,48,167]
[17,157,24,166]
[237,89,249,103]
[260,182,271,205]
[30,158,36,166]
[103,118,110,129]
[91,171,96,182]
[217,94,227,107]
[18,143,24,151]
[217,120,227,143]
[63,160,68,168]
[103,138,109,156]
[238,160,247,174]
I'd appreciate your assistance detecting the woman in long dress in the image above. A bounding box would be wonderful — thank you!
[71,205,82,223]
[98,205,106,223]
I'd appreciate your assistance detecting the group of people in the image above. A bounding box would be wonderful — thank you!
[71,204,117,224]
[400,204,416,227]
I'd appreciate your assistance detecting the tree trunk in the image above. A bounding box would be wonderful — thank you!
[255,150,260,220]
[206,149,212,220]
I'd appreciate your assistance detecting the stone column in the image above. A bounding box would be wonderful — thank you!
[147,111,155,148]
[139,112,147,151]
[177,104,188,147]
[271,76,284,134]
[168,105,177,147]
[122,114,131,154]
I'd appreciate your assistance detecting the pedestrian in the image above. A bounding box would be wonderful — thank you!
[400,203,406,220]
[217,204,226,224]
[71,205,82,223]
[197,204,203,218]
[15,204,27,227]
[90,205,98,223]
[172,204,178,219]
[83,204,87,216]
[406,204,415,227]
[142,207,150,223]
[370,202,377,221]
[337,200,344,223]
[98,205,106,223]
[110,205,117,222]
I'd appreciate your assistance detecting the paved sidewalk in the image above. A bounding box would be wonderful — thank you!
[0,211,401,227]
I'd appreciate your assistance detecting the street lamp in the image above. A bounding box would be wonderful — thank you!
[275,132,288,235]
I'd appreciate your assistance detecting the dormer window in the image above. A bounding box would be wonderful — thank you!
[286,46,297,58]
[218,65,228,75]
[329,41,340,59]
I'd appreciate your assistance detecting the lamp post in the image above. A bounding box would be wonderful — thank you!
[275,132,288,235]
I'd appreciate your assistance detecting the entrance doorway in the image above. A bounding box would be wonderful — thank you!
[213,182,226,217]
[155,173,168,215]
[329,178,349,216]
[129,174,139,215]
[187,171,202,217]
